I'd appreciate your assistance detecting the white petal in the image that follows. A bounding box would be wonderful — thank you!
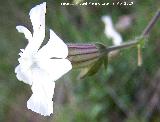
[102,16,113,29]
[102,15,122,45]
[110,31,122,45]
[16,26,32,41]
[15,65,33,85]
[27,68,55,116]
[37,29,68,59]
[38,59,72,81]
[29,2,46,51]
[25,59,71,116]
[15,65,26,82]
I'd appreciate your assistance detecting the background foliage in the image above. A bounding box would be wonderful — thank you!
[0,0,160,122]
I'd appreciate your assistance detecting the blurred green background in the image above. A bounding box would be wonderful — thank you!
[0,0,160,122]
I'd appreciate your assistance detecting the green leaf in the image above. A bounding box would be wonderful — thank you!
[78,58,103,79]
[79,55,108,79]
[103,55,108,69]
[136,36,148,48]
[95,43,108,69]
[86,57,103,76]
[77,43,109,79]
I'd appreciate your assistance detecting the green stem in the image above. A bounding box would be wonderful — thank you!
[107,40,138,52]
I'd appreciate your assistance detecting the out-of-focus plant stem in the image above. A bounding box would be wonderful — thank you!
[107,9,160,52]
[142,9,160,36]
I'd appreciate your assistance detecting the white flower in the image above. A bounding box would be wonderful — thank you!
[102,16,123,45]
[15,2,72,116]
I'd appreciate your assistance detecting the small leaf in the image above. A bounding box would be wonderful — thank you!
[137,36,148,48]
[86,58,103,76]
[103,55,108,69]
[79,58,103,79]
[78,67,91,79]
[95,43,108,69]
